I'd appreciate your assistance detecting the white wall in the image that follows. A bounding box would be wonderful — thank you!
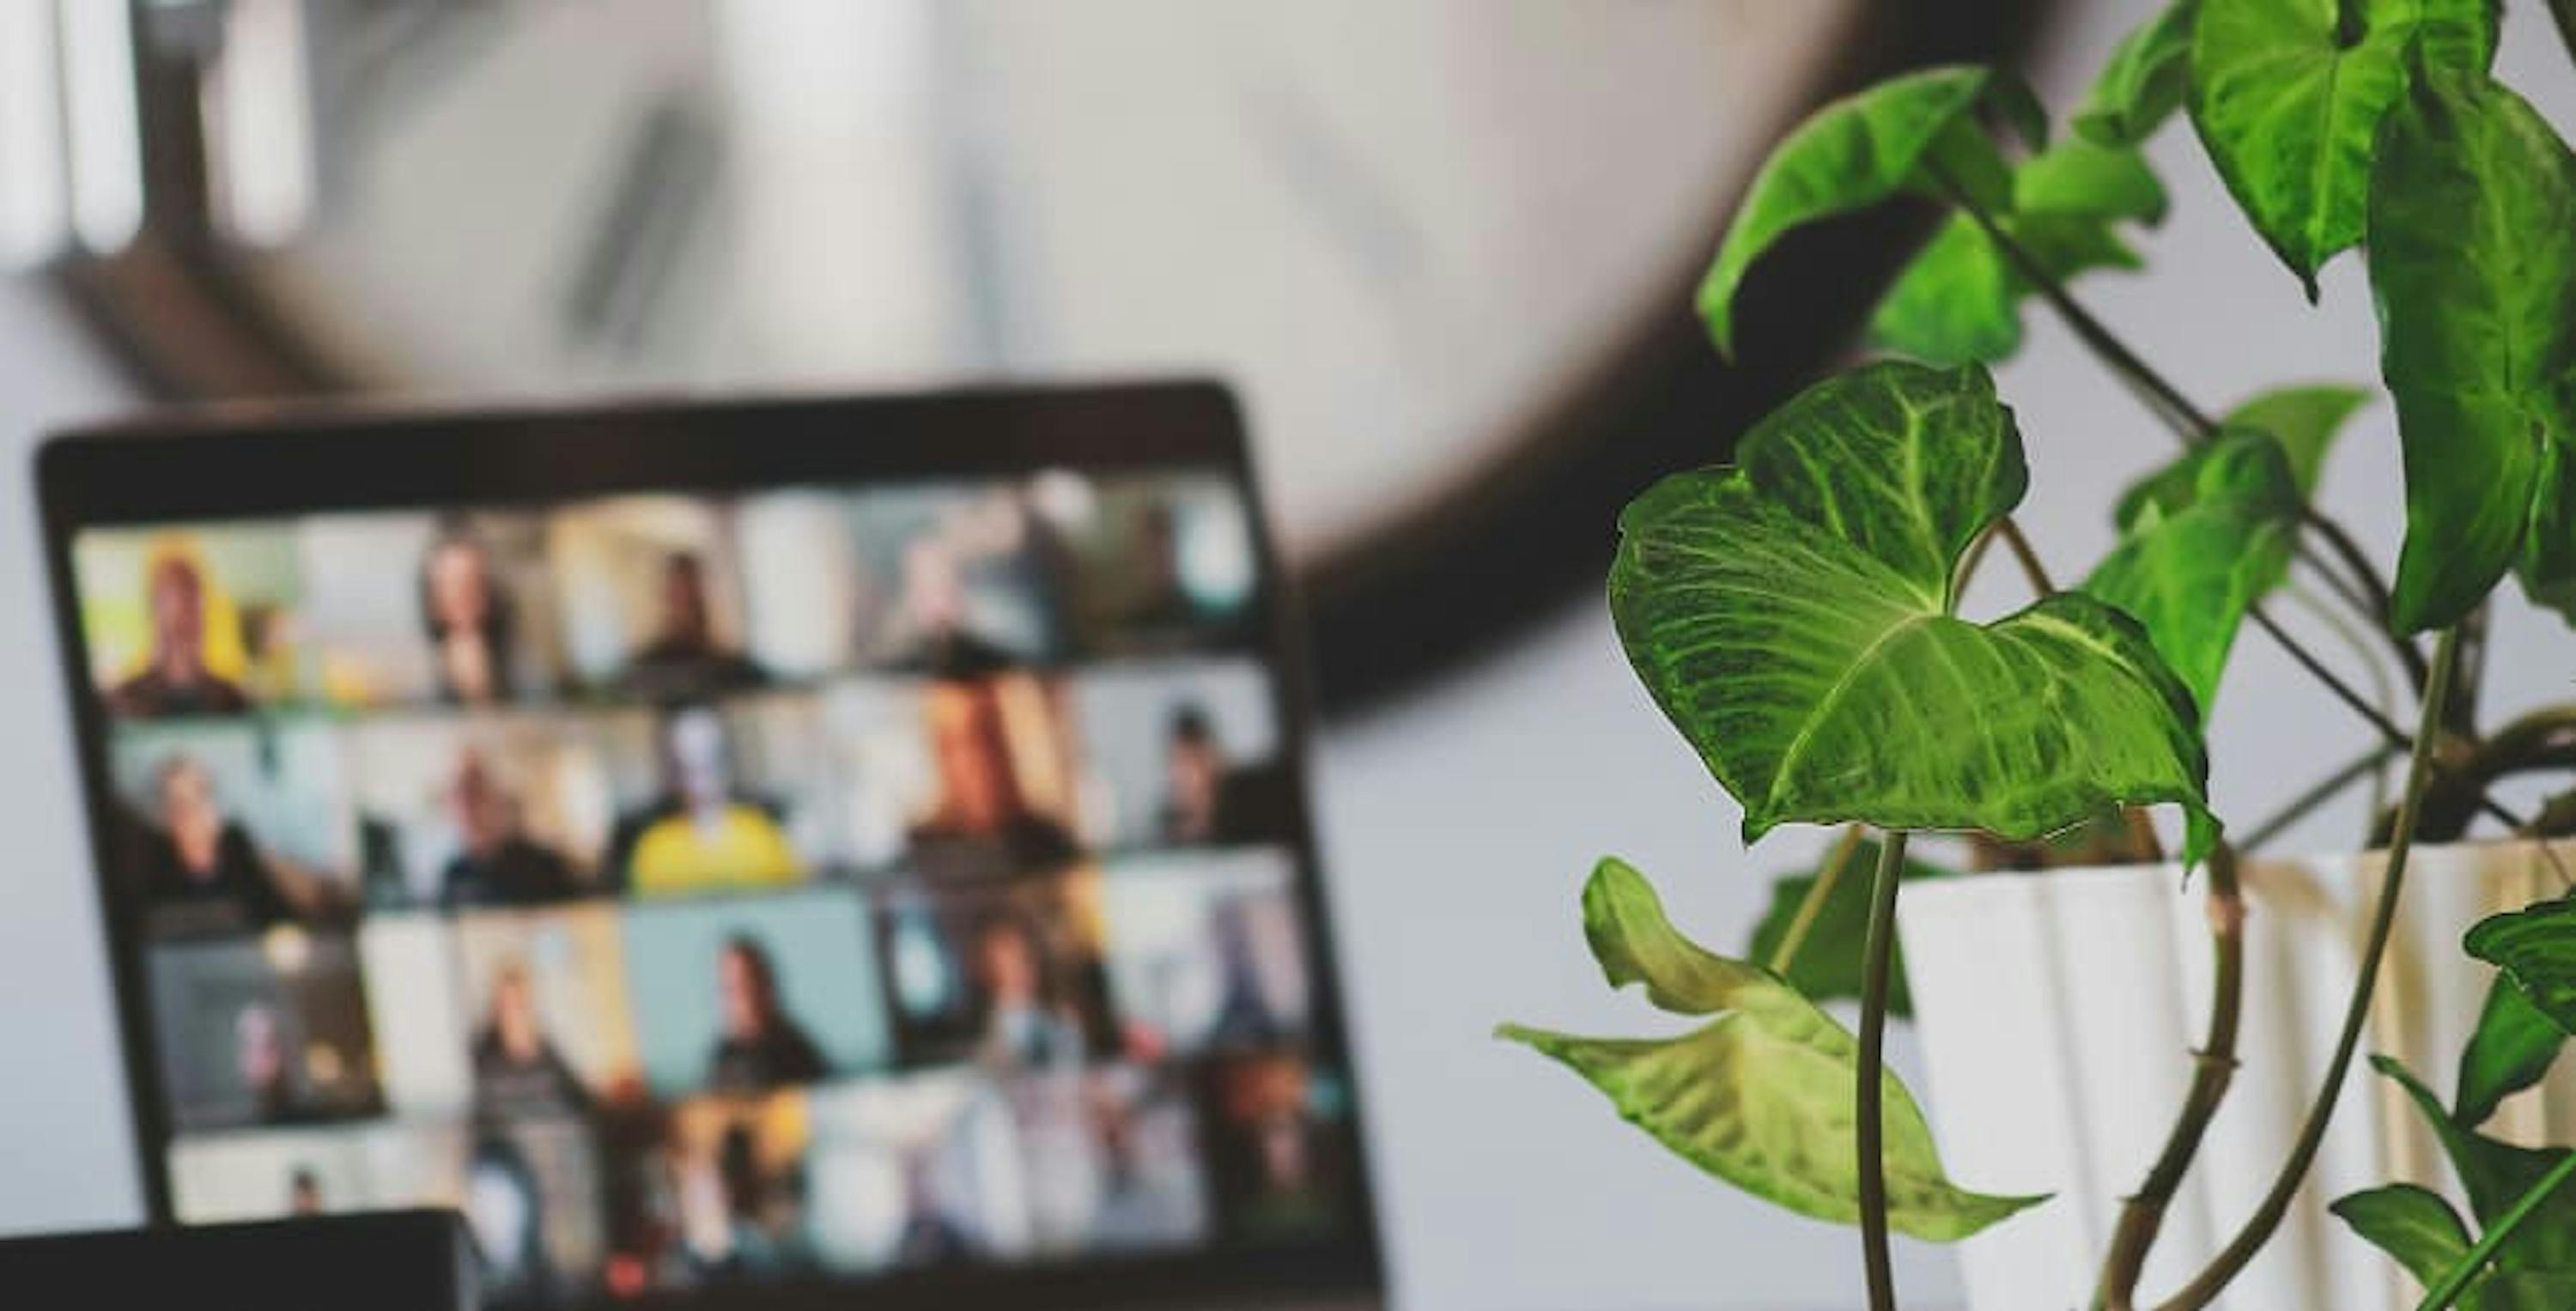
[0,276,144,1233]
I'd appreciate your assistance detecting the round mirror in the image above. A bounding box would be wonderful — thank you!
[54,0,2042,711]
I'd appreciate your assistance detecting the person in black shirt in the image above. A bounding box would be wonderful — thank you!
[440,750,580,907]
[107,553,252,718]
[618,552,769,701]
[471,959,592,1116]
[140,755,325,936]
[707,937,825,1093]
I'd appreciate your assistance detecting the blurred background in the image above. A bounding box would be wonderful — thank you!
[2,3,2573,1308]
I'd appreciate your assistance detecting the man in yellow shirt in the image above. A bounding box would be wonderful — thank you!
[628,706,805,896]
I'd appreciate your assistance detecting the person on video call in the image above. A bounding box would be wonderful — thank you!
[419,527,518,704]
[471,958,592,1116]
[235,1001,301,1124]
[881,537,1017,677]
[1157,705,1230,845]
[441,750,580,907]
[970,907,1084,1070]
[909,680,1076,871]
[707,936,827,1093]
[623,707,804,897]
[618,551,769,701]
[287,1167,324,1216]
[108,552,252,717]
[138,755,339,935]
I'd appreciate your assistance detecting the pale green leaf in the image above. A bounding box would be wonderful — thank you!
[2330,1183,2474,1289]
[1583,855,1771,1015]
[1699,67,1993,356]
[2075,0,2196,147]
[2014,137,2170,224]
[2369,67,2576,633]
[2466,899,2576,1037]
[1868,214,2140,367]
[2456,976,2565,1129]
[1501,858,2044,1241]
[2378,1054,2576,1271]
[2084,431,2300,718]
[2219,383,2372,495]
[2190,0,2499,293]
[1746,840,1954,1017]
[1611,361,2212,853]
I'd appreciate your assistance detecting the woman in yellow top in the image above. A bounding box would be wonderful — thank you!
[628,706,805,896]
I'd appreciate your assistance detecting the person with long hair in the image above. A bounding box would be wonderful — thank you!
[706,936,825,1093]
[418,526,517,704]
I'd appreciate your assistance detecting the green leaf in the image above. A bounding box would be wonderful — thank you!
[1500,858,2045,1241]
[1983,70,2050,153]
[2466,899,2576,1037]
[2190,0,2499,293]
[1868,214,2140,367]
[2479,1271,2576,1310]
[2014,137,2170,224]
[2330,1183,2474,1288]
[1746,840,1954,1017]
[2377,1054,2576,1271]
[2083,431,2301,718]
[1612,361,2212,853]
[2554,0,2576,75]
[2370,66,2576,633]
[2458,974,2567,1129]
[1699,66,1994,356]
[2218,383,2372,495]
[2520,442,2576,628]
[2075,0,2196,147]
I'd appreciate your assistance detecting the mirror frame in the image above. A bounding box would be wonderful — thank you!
[51,0,2056,718]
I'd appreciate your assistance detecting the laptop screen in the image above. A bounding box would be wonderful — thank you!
[38,385,1377,1308]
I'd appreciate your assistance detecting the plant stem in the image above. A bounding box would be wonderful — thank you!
[2238,744,2397,853]
[2150,626,2463,1311]
[1997,515,2058,596]
[1938,174,2426,690]
[2249,606,2530,834]
[2416,1150,2576,1309]
[1857,831,1910,1311]
[1768,824,1868,974]
[2096,843,2246,1310]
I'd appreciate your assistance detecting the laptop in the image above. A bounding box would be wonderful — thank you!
[34,381,1383,1310]
[0,1211,477,1309]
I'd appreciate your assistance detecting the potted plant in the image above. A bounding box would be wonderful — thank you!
[1500,3,2576,1308]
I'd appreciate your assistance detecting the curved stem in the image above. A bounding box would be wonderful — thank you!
[2097,843,2246,1310]
[1936,172,2424,692]
[1996,515,2058,596]
[1768,825,1868,974]
[2150,626,2463,1311]
[1857,830,1911,1311]
[2416,1150,2576,1309]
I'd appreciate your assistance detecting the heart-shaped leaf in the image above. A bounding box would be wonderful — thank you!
[1500,858,2044,1241]
[2075,0,2196,147]
[2014,137,2170,224]
[2084,430,2301,719]
[2331,1183,2474,1290]
[2215,383,2372,495]
[2466,899,2576,1037]
[1746,839,1954,1017]
[1868,213,2141,366]
[1870,137,2164,367]
[2456,975,2565,1129]
[2190,0,2497,294]
[2369,66,2576,633]
[2378,1054,2576,1272]
[1698,66,1996,356]
[1611,361,2212,853]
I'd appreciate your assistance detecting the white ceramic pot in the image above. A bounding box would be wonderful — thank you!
[1898,840,2576,1311]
